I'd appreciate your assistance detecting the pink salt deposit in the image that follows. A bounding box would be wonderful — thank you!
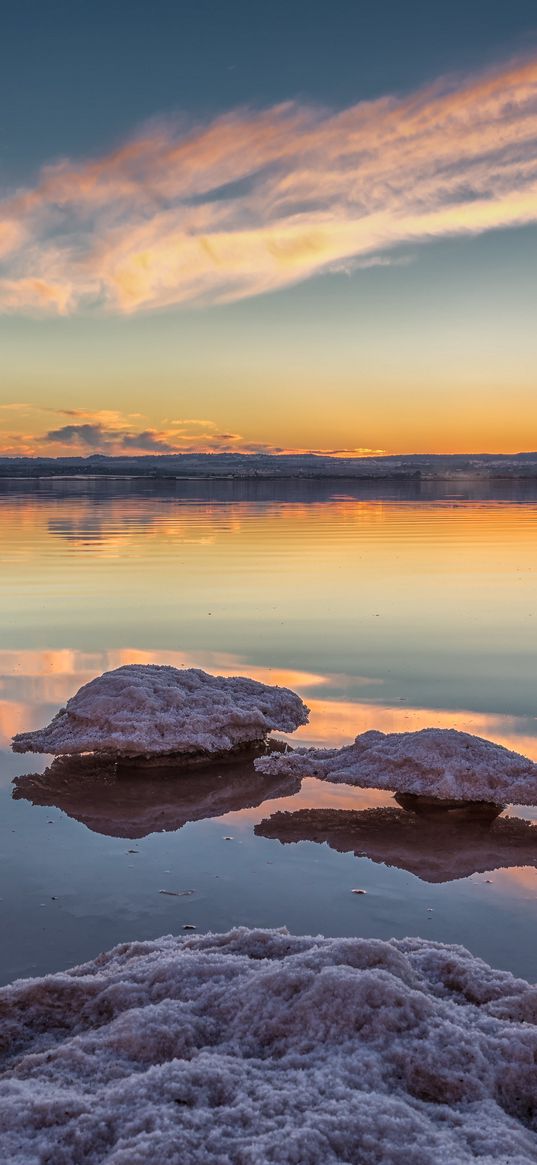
[255,727,537,806]
[11,664,309,758]
[1,927,537,1163]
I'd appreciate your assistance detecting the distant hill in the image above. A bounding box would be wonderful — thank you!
[1,452,537,479]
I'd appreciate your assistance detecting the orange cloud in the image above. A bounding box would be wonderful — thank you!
[0,276,73,313]
[0,219,26,259]
[0,56,536,313]
[0,402,387,456]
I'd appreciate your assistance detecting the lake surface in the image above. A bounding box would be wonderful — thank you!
[2,476,537,985]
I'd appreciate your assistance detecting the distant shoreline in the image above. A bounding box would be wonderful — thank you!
[2,451,537,482]
[0,469,424,481]
[4,471,537,481]
[2,471,537,483]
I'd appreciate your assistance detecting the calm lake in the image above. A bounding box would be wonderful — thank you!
[1,477,537,984]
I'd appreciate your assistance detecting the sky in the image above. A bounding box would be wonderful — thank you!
[1,0,537,457]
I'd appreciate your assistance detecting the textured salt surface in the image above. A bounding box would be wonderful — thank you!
[256,728,537,805]
[1,928,537,1164]
[11,664,309,757]
[256,807,537,883]
[12,749,301,839]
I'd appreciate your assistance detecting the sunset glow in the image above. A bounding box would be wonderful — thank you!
[1,40,537,455]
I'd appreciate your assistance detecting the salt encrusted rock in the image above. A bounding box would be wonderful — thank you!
[255,727,537,806]
[1,927,537,1163]
[11,664,309,757]
[12,748,301,839]
[256,807,537,883]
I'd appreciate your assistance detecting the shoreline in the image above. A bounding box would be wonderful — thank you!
[3,470,537,482]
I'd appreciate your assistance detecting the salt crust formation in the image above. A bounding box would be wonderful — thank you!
[256,807,537,883]
[11,664,309,758]
[12,750,301,839]
[1,928,537,1164]
[255,728,537,806]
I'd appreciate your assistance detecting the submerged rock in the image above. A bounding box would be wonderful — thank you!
[1,927,537,1163]
[255,727,537,806]
[11,663,309,758]
[393,791,504,820]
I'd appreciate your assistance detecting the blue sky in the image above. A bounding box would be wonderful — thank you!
[1,0,536,456]
[2,0,535,174]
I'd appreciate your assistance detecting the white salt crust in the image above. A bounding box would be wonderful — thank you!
[255,807,537,883]
[1,928,537,1164]
[255,728,537,806]
[11,664,309,757]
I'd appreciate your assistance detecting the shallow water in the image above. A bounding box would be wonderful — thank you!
[1,477,537,984]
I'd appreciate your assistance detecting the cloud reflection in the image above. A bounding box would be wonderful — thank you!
[1,647,537,763]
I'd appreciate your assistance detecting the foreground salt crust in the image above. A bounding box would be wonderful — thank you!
[1,929,537,1164]
[11,664,309,757]
[256,806,537,883]
[255,727,537,805]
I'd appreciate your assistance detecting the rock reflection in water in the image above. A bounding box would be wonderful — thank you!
[255,806,537,883]
[12,746,301,840]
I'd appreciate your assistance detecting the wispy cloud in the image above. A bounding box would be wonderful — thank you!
[0,55,536,314]
[166,418,218,427]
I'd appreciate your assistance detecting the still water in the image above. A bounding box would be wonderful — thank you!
[1,477,537,984]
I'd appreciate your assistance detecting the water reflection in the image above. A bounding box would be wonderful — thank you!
[3,482,537,726]
[256,807,537,883]
[3,479,537,982]
[12,749,300,839]
[4,475,537,504]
